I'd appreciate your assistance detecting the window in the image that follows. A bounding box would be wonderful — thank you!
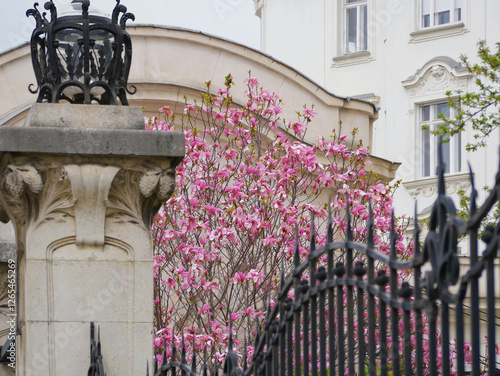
[344,0,367,53]
[421,0,462,28]
[420,102,461,178]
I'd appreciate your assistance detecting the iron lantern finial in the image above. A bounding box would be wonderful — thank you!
[27,0,136,105]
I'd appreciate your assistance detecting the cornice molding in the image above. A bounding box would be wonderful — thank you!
[403,172,471,199]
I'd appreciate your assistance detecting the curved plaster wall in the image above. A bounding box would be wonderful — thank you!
[127,26,377,147]
[0,26,397,180]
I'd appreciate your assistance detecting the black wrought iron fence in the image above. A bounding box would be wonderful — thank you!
[89,144,500,375]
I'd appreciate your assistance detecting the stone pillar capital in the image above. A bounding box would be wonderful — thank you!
[0,153,177,255]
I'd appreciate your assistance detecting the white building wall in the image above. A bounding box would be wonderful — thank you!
[259,0,328,85]
[256,0,500,217]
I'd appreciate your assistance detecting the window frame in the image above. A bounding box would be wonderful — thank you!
[419,0,462,30]
[418,101,462,179]
[343,0,368,54]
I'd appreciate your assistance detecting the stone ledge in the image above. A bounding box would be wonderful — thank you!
[332,50,371,62]
[366,155,401,184]
[409,22,466,37]
[24,103,145,130]
[0,127,185,158]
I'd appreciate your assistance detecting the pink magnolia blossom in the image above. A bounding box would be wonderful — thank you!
[247,269,266,284]
[229,272,247,284]
[230,312,241,322]
[198,304,212,315]
[148,74,415,367]
[241,306,257,317]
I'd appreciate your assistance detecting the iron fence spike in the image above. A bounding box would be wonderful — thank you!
[265,294,272,324]
[367,200,374,247]
[279,253,285,292]
[254,317,260,350]
[228,315,234,351]
[294,226,300,267]
[162,335,168,366]
[181,331,186,363]
[390,210,397,259]
[469,162,477,213]
[327,200,333,243]
[414,201,421,255]
[97,326,102,356]
[191,340,196,372]
[437,136,446,195]
[203,349,208,376]
[345,195,352,241]
[243,334,248,371]
[171,328,176,352]
[310,211,316,252]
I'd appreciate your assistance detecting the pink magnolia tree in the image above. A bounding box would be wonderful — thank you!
[146,74,414,366]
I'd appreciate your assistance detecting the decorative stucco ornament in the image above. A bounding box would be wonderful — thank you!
[2,165,43,201]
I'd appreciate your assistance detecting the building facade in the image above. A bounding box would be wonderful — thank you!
[254,2,500,361]
[254,0,500,220]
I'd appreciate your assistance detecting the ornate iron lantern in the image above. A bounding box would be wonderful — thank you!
[27,0,136,105]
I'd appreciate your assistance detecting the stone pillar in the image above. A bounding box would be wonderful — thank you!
[0,103,184,376]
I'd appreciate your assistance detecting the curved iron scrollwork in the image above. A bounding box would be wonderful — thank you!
[421,141,461,307]
[241,141,499,376]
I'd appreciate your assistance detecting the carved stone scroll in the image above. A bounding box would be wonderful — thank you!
[64,164,120,246]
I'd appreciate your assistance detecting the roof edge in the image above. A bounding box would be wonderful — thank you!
[129,24,379,114]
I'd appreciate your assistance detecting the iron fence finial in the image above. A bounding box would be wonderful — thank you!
[437,136,446,195]
[414,201,421,256]
[389,210,397,259]
[293,227,300,267]
[367,200,374,248]
[181,331,186,364]
[202,349,208,376]
[228,316,234,352]
[469,162,477,214]
[309,211,316,252]
[327,197,333,243]
[191,340,196,372]
[345,196,353,241]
